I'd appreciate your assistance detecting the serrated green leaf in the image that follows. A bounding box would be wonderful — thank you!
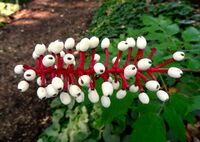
[163,105,186,142]
[131,113,166,142]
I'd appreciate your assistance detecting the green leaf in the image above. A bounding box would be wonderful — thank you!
[187,95,200,113]
[182,27,200,42]
[131,113,166,142]
[101,91,136,123]
[163,105,186,142]
[169,95,189,117]
[165,24,180,35]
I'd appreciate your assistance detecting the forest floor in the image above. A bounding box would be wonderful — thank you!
[0,0,101,141]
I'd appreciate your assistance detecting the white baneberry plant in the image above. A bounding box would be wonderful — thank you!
[14,36,185,108]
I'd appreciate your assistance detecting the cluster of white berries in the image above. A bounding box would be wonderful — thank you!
[14,36,185,108]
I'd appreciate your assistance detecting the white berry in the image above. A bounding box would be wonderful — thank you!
[129,85,139,93]
[116,89,127,99]
[24,69,36,81]
[78,75,91,87]
[46,84,58,98]
[32,51,39,60]
[137,58,152,70]
[69,85,82,97]
[75,91,85,103]
[42,55,55,67]
[88,89,99,103]
[112,80,120,90]
[79,38,90,51]
[156,90,169,102]
[101,96,111,108]
[117,41,128,51]
[90,36,99,48]
[173,51,185,61]
[126,37,135,47]
[52,77,64,91]
[34,44,46,56]
[14,64,24,74]
[168,67,183,78]
[65,37,75,49]
[102,81,113,96]
[37,87,47,99]
[138,92,149,104]
[136,36,147,49]
[17,80,29,92]
[124,65,137,79]
[145,80,160,91]
[48,40,64,54]
[101,38,110,49]
[63,53,75,65]
[94,54,100,62]
[93,63,105,74]
[60,92,72,105]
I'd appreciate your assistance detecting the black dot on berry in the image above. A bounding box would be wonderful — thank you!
[67,57,72,60]
[132,67,135,70]
[58,88,62,91]
[80,79,84,84]
[181,53,184,56]
[26,74,31,77]
[149,61,152,64]
[77,93,81,96]
[48,57,53,60]
[100,69,104,73]
[156,85,160,89]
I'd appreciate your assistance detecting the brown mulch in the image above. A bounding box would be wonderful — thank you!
[0,0,101,141]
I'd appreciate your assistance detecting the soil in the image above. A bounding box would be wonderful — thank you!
[0,0,101,141]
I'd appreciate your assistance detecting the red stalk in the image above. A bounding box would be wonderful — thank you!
[124,48,133,67]
[69,74,74,84]
[154,58,175,68]
[78,51,86,70]
[136,72,149,82]
[119,73,129,89]
[139,49,144,59]
[104,48,109,69]
[63,74,68,91]
[147,71,157,80]
[148,68,168,73]
[89,48,96,69]
[133,49,141,65]
[57,54,62,77]
[135,76,144,92]
[148,48,156,59]
[112,51,122,68]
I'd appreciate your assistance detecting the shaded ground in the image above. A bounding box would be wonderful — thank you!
[0,0,101,141]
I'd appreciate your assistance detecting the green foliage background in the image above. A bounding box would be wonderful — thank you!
[38,0,200,142]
